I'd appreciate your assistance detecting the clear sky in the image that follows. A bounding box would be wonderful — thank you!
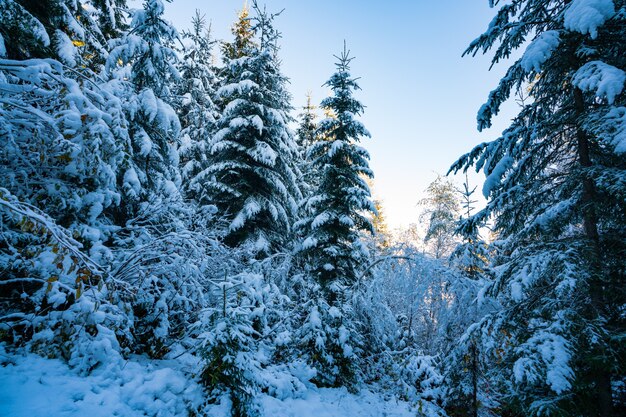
[160,0,519,229]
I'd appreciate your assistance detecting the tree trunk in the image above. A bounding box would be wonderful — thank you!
[471,342,479,417]
[574,87,613,417]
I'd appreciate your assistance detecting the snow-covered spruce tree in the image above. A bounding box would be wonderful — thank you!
[449,175,489,279]
[106,0,182,215]
[295,45,376,388]
[449,1,626,415]
[296,93,319,155]
[205,3,301,255]
[295,92,319,200]
[297,44,375,289]
[105,0,197,356]
[177,11,220,209]
[196,260,295,417]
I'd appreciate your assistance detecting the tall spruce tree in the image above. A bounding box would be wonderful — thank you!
[294,46,375,388]
[449,1,626,415]
[177,11,220,209]
[297,44,376,289]
[105,0,192,354]
[106,0,182,212]
[205,3,301,255]
[295,93,319,200]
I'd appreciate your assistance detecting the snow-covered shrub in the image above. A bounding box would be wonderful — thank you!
[394,352,444,402]
[0,189,131,373]
[111,199,234,358]
[0,50,134,374]
[197,272,278,417]
[294,284,361,390]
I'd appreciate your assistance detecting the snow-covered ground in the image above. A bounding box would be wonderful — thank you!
[0,346,421,417]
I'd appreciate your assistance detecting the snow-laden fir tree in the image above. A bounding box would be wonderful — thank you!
[449,174,489,278]
[198,272,264,417]
[205,3,301,255]
[176,11,220,209]
[294,45,376,388]
[296,93,319,154]
[108,0,180,96]
[296,44,376,290]
[196,251,296,417]
[104,0,198,355]
[295,93,320,201]
[449,1,626,415]
[105,0,182,215]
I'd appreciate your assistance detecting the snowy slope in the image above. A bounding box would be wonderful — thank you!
[0,346,425,417]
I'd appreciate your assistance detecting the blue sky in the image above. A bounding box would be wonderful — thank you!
[161,0,518,229]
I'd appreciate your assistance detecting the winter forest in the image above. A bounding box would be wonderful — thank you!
[0,0,625,416]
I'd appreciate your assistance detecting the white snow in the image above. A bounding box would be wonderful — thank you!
[251,115,264,134]
[1,347,424,417]
[520,30,560,72]
[308,306,322,328]
[563,0,615,39]
[82,192,105,223]
[139,89,159,123]
[162,179,178,197]
[259,387,418,417]
[302,236,319,249]
[604,106,626,153]
[512,329,573,395]
[328,306,342,319]
[249,141,278,166]
[217,79,259,98]
[137,130,152,156]
[0,348,204,417]
[0,33,6,57]
[328,140,345,158]
[338,215,355,227]
[311,212,331,229]
[482,156,514,198]
[123,167,141,196]
[54,30,77,67]
[510,281,523,301]
[572,60,625,104]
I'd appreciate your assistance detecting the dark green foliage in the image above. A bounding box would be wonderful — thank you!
[205,4,301,255]
[449,1,626,415]
[296,44,375,287]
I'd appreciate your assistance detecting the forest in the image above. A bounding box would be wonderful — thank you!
[0,0,625,416]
